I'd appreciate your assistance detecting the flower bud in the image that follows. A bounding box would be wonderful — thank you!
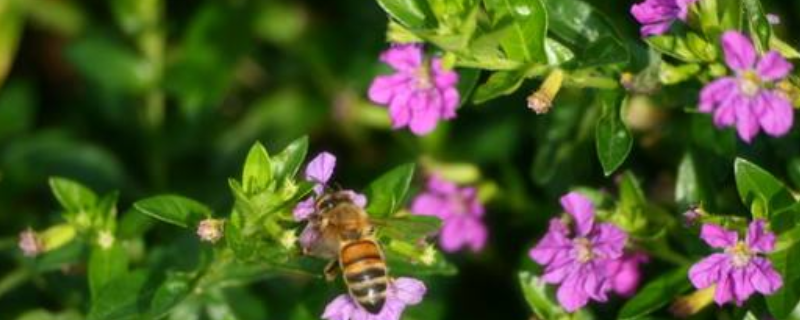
[527,69,564,114]
[280,229,298,250]
[196,218,225,243]
[18,228,44,257]
[97,230,115,249]
[670,286,715,318]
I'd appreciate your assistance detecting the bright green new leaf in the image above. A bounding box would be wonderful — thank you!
[149,272,194,318]
[734,158,797,233]
[742,0,770,53]
[242,142,272,194]
[595,92,633,176]
[49,177,98,213]
[134,195,213,228]
[365,163,415,218]
[542,0,628,68]
[87,271,150,320]
[378,215,442,243]
[88,244,129,301]
[376,0,434,29]
[472,70,526,104]
[483,0,548,63]
[271,136,309,186]
[518,271,567,320]
[0,0,24,90]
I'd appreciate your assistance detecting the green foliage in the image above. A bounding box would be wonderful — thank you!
[134,195,212,229]
[364,163,416,218]
[595,92,632,176]
[618,267,692,319]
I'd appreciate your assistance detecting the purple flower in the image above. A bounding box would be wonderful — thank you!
[529,192,628,312]
[688,220,783,306]
[368,44,460,136]
[294,152,366,250]
[631,0,698,36]
[322,277,426,320]
[410,175,487,253]
[699,31,795,143]
[606,252,649,297]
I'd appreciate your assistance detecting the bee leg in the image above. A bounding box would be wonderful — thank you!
[324,260,339,282]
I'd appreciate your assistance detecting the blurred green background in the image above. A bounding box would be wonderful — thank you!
[1,0,800,319]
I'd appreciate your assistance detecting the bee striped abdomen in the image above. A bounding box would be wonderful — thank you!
[340,239,388,314]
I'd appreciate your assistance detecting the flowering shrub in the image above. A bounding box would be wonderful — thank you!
[3,0,800,319]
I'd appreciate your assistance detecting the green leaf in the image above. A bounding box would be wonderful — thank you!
[675,152,703,208]
[271,136,308,185]
[375,0,434,29]
[456,68,481,106]
[618,267,691,320]
[49,177,98,212]
[518,271,567,320]
[88,245,128,301]
[646,34,715,63]
[595,92,632,176]
[0,79,35,142]
[483,0,547,63]
[148,272,194,318]
[364,163,416,218]
[242,142,272,194]
[87,271,152,320]
[770,37,800,59]
[544,38,574,65]
[472,70,526,104]
[134,195,213,228]
[542,0,628,67]
[378,215,442,243]
[0,0,24,89]
[766,243,800,319]
[734,158,797,233]
[66,35,154,93]
[742,0,770,53]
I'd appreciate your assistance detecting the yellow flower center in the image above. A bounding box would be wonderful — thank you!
[414,60,434,90]
[725,241,753,268]
[574,237,594,263]
[739,71,762,97]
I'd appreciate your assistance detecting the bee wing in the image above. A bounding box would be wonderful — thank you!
[370,215,442,243]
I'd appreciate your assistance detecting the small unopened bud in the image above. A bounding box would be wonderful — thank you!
[620,72,635,91]
[527,69,564,114]
[682,206,703,226]
[19,228,44,257]
[98,230,115,249]
[670,286,715,318]
[197,218,224,243]
[280,229,298,250]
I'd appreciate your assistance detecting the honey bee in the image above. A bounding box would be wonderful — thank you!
[304,190,389,314]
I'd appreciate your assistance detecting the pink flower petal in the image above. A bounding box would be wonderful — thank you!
[439,217,487,252]
[529,219,572,265]
[749,257,783,294]
[722,31,757,71]
[714,272,735,305]
[689,253,728,289]
[322,295,358,320]
[388,90,413,129]
[410,193,448,218]
[306,152,336,184]
[392,277,427,305]
[557,273,591,312]
[699,77,737,113]
[745,219,776,253]
[699,224,738,248]
[559,192,595,236]
[431,59,459,88]
[441,87,459,119]
[756,51,793,81]
[731,267,755,305]
[756,92,794,138]
[735,98,760,143]
[368,74,410,104]
[591,223,627,260]
[380,44,423,72]
[408,92,440,135]
[293,197,316,221]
